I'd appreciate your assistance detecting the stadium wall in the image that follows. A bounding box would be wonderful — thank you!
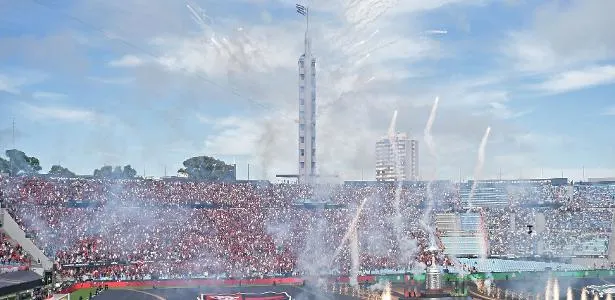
[61,278,304,294]
[60,276,378,294]
[61,270,615,294]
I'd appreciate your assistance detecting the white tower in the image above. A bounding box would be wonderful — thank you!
[296,4,316,184]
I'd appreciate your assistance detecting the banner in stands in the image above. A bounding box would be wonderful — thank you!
[199,292,291,300]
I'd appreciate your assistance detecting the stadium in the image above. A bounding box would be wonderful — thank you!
[1,0,613,299]
[1,171,615,299]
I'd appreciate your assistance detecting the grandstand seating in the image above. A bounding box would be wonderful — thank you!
[0,175,613,280]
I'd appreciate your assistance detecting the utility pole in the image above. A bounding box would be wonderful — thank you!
[247,163,250,181]
[12,118,15,149]
[9,118,14,176]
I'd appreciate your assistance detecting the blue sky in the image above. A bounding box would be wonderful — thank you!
[1,0,615,181]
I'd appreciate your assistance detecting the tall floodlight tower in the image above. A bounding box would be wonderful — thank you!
[296,3,316,184]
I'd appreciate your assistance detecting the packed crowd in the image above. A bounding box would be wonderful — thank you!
[0,176,612,281]
[0,234,29,267]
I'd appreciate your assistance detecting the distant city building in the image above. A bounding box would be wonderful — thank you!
[297,4,316,184]
[375,132,418,181]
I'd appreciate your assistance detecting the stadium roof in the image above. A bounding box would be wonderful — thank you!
[0,271,43,297]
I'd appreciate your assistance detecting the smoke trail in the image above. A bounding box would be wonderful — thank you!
[467,126,491,209]
[349,228,360,287]
[186,1,213,31]
[331,197,370,263]
[423,97,438,159]
[553,277,560,300]
[545,277,552,300]
[381,281,392,300]
[383,111,420,267]
[421,96,439,247]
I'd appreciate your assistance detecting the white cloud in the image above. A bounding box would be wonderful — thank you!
[87,76,135,85]
[20,102,109,124]
[534,65,615,94]
[602,106,615,116]
[108,55,145,67]
[0,70,49,95]
[32,91,68,100]
[504,0,615,73]
[0,74,21,94]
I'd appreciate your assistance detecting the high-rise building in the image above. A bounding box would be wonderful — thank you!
[297,4,316,184]
[375,132,419,181]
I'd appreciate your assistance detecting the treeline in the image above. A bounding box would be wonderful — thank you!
[0,149,235,181]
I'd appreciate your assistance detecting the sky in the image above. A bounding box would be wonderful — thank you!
[0,0,615,182]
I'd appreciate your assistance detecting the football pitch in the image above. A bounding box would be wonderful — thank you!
[92,285,358,300]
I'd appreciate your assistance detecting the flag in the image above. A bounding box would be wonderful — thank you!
[296,4,307,16]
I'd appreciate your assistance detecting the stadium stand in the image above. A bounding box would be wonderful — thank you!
[0,175,613,286]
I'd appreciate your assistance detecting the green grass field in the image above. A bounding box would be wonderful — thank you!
[69,288,94,299]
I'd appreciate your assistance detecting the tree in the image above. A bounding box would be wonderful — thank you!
[177,168,188,177]
[180,156,235,181]
[93,166,113,178]
[93,165,137,178]
[4,149,42,175]
[122,165,137,178]
[0,157,9,174]
[48,165,76,177]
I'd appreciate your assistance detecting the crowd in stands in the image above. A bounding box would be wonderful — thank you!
[0,175,613,281]
[0,234,29,267]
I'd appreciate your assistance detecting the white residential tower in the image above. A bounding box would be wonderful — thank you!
[375,132,419,181]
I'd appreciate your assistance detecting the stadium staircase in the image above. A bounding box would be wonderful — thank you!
[1,208,53,274]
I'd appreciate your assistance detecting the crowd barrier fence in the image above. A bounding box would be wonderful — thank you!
[62,269,615,294]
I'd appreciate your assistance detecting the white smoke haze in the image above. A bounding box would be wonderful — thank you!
[359,194,394,257]
[48,0,526,182]
[297,212,337,286]
[6,0,596,294]
[264,210,292,248]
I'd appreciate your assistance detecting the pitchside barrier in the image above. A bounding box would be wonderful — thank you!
[61,278,305,294]
[61,270,615,294]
